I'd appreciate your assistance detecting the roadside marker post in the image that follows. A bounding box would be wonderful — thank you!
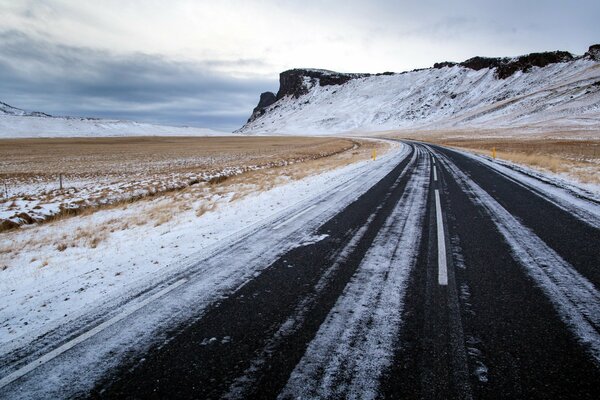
[492,147,496,159]
[372,149,377,161]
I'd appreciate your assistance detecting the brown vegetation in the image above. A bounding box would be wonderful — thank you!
[0,136,358,176]
[427,138,600,184]
[0,136,389,233]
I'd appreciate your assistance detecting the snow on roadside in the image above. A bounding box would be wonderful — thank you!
[0,140,403,353]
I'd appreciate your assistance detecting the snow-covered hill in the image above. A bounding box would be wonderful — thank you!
[0,101,50,118]
[238,45,600,136]
[0,102,224,138]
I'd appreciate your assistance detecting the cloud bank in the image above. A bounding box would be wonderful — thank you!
[0,30,276,131]
[0,0,598,130]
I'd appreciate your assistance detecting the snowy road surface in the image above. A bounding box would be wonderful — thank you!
[1,141,599,399]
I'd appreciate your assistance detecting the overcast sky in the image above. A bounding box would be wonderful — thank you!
[1,0,598,131]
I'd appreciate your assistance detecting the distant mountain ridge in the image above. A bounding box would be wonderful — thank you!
[0,101,51,117]
[239,44,600,135]
[0,101,224,138]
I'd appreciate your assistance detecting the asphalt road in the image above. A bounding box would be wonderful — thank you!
[2,141,599,399]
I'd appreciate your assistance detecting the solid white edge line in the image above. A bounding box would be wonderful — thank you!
[433,166,438,182]
[0,278,188,390]
[435,190,448,286]
[273,205,316,230]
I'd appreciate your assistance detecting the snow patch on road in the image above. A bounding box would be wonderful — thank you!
[279,148,429,400]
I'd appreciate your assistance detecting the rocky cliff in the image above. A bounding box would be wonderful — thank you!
[240,45,600,135]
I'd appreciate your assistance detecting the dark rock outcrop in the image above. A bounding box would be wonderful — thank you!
[457,51,573,79]
[276,69,370,100]
[246,91,277,123]
[433,61,458,69]
[460,56,510,71]
[256,91,276,109]
[246,69,371,123]
[0,101,51,117]
[586,44,600,61]
[496,51,574,78]
[435,51,575,78]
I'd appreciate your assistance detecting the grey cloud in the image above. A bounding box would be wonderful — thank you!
[0,30,277,131]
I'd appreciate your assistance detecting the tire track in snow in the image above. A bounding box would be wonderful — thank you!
[223,147,421,399]
[438,153,600,364]
[278,148,430,400]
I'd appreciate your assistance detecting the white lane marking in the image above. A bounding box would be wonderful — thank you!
[435,190,448,286]
[432,157,436,164]
[272,205,316,230]
[433,166,438,182]
[0,278,188,390]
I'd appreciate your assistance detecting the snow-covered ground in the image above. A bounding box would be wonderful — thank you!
[239,59,600,136]
[0,140,405,398]
[0,140,401,353]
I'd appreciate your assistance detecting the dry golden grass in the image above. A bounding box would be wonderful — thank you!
[0,136,357,176]
[0,138,389,263]
[0,136,366,232]
[425,137,600,184]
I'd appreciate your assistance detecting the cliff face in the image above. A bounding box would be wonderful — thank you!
[246,92,277,123]
[586,44,600,61]
[434,50,574,79]
[239,44,600,135]
[276,69,371,99]
[247,69,370,123]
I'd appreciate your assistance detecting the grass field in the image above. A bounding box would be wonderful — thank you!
[1,136,383,231]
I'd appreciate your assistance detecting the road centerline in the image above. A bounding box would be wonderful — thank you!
[435,189,448,286]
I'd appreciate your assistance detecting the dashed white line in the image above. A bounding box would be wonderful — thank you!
[273,205,316,230]
[433,166,438,182]
[435,189,448,286]
[0,278,188,390]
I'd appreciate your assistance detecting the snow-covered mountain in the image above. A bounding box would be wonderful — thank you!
[0,102,225,138]
[0,101,51,117]
[238,45,600,136]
